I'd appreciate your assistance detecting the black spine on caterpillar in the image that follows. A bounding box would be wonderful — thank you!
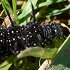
[6,9,14,27]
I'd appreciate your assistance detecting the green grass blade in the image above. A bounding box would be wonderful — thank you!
[12,0,19,25]
[1,0,13,15]
[0,61,12,70]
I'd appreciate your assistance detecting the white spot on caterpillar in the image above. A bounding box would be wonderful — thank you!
[18,36,20,38]
[0,33,3,35]
[3,32,4,33]
[21,28,24,30]
[35,30,37,32]
[0,28,2,29]
[29,32,31,34]
[42,43,44,45]
[55,29,57,32]
[9,40,11,42]
[34,43,36,46]
[11,31,14,33]
[0,40,3,42]
[16,30,18,32]
[18,36,21,39]
[27,35,29,37]
[34,26,36,28]
[9,44,11,46]
[8,32,10,34]
[30,35,32,38]
[13,51,15,54]
[16,51,19,54]
[44,39,46,42]
[28,38,29,40]
[28,43,30,46]
[23,38,25,40]
[13,38,15,41]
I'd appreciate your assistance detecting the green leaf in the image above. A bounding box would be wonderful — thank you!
[17,47,44,58]
[42,48,58,59]
[52,35,70,69]
[17,47,58,59]
[0,61,12,70]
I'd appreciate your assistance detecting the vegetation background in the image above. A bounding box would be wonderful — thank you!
[0,0,70,70]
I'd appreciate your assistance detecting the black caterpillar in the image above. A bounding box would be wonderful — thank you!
[0,4,63,60]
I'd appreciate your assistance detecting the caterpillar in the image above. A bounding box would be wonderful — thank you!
[0,4,63,60]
